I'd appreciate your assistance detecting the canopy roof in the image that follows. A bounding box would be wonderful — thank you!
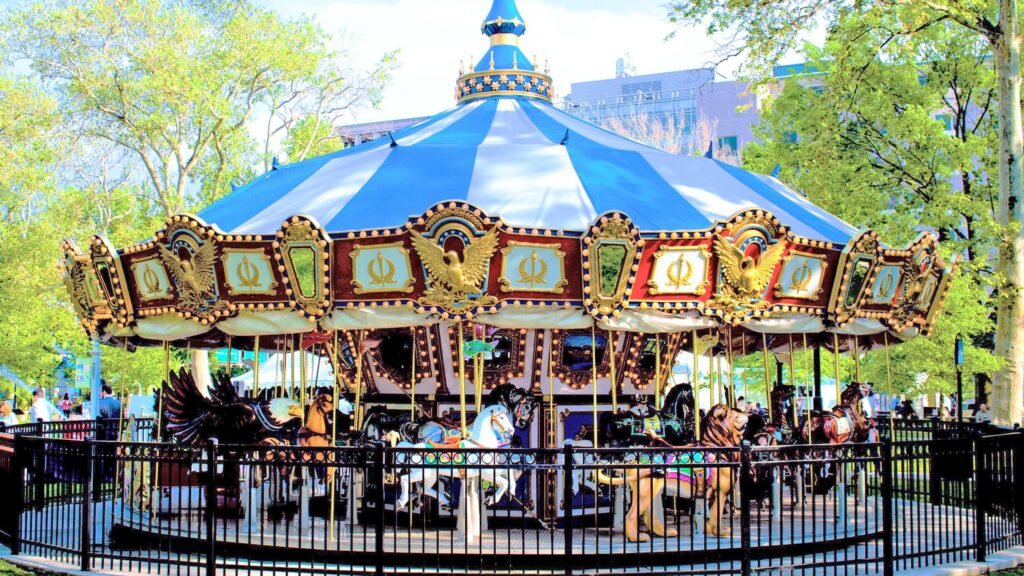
[199,97,858,244]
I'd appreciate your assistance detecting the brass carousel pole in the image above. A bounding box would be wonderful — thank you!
[741,335,747,400]
[727,328,735,408]
[788,335,797,430]
[803,333,812,445]
[254,336,261,400]
[608,330,617,413]
[300,336,307,418]
[692,330,700,441]
[354,330,366,431]
[411,327,417,421]
[329,332,340,541]
[655,335,662,410]
[457,324,468,436]
[833,333,842,406]
[761,333,772,422]
[853,337,861,382]
[548,331,555,447]
[591,326,599,446]
[884,332,894,440]
[226,336,232,377]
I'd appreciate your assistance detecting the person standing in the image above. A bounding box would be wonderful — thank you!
[29,388,53,422]
[96,382,122,440]
[974,403,992,423]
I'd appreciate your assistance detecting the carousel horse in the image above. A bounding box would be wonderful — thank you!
[404,384,538,446]
[743,383,796,506]
[596,404,747,541]
[797,381,876,494]
[162,368,300,445]
[601,383,696,447]
[395,403,519,511]
[298,392,340,485]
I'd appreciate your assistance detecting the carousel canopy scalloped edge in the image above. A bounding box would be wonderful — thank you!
[59,202,956,349]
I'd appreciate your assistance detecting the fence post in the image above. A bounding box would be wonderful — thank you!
[11,434,24,555]
[205,439,217,576]
[974,437,987,563]
[562,444,574,576]
[739,441,752,576]
[881,440,894,576]
[79,440,94,572]
[374,444,385,576]
[1015,433,1024,537]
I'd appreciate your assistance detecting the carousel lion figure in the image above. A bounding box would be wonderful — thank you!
[597,404,747,541]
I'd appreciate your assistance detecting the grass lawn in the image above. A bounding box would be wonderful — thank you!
[0,560,59,576]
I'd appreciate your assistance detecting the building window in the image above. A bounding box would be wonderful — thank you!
[784,131,798,144]
[936,113,954,135]
[717,135,739,154]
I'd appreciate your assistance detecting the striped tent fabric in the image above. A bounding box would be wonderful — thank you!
[200,97,857,244]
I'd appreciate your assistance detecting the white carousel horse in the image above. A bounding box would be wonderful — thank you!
[395,403,518,512]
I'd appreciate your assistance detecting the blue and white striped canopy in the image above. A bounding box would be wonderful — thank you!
[200,98,857,244]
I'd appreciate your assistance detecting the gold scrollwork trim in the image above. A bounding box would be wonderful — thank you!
[773,250,828,300]
[498,241,567,294]
[130,258,171,302]
[221,249,278,296]
[350,241,415,295]
[647,245,710,296]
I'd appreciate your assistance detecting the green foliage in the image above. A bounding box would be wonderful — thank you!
[738,15,1001,396]
[0,0,395,392]
[282,114,348,162]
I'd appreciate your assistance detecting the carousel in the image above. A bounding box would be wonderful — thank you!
[58,0,954,550]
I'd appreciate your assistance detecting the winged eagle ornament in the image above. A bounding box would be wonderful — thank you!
[712,234,787,313]
[411,228,500,313]
[159,241,217,311]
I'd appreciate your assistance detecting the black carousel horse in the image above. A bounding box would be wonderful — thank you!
[601,383,696,447]
[743,383,797,507]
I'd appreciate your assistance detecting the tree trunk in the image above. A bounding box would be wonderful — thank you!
[992,0,1024,426]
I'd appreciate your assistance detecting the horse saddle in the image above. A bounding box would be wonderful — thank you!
[824,410,855,443]
[642,415,663,436]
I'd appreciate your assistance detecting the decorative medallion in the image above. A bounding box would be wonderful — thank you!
[410,205,500,317]
[869,265,902,304]
[887,235,945,332]
[499,241,567,293]
[582,213,642,321]
[647,245,710,296]
[708,213,788,323]
[350,241,415,294]
[130,258,172,302]
[274,216,332,321]
[221,249,277,296]
[551,329,611,389]
[154,215,226,323]
[774,251,827,300]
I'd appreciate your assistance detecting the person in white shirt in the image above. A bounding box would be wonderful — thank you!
[29,388,57,422]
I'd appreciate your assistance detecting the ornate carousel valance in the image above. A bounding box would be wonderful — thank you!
[61,202,953,349]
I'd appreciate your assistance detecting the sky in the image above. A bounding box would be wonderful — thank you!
[256,0,753,124]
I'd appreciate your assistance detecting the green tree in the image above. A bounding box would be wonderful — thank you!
[669,0,1024,423]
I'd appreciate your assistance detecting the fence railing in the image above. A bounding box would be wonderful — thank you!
[0,419,1020,576]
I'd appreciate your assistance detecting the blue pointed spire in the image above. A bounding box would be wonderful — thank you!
[771,163,781,177]
[704,141,714,158]
[482,0,527,36]
[456,0,553,104]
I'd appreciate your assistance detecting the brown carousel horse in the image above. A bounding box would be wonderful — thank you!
[596,404,748,541]
[297,392,338,485]
[797,381,876,494]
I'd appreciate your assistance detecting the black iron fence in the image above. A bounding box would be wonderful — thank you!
[0,420,1020,576]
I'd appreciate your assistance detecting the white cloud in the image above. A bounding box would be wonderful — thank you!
[257,0,744,123]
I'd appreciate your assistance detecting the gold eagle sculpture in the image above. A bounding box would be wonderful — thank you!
[411,228,500,312]
[714,235,787,300]
[159,241,218,310]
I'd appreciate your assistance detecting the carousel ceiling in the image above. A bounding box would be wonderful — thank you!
[59,0,955,350]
